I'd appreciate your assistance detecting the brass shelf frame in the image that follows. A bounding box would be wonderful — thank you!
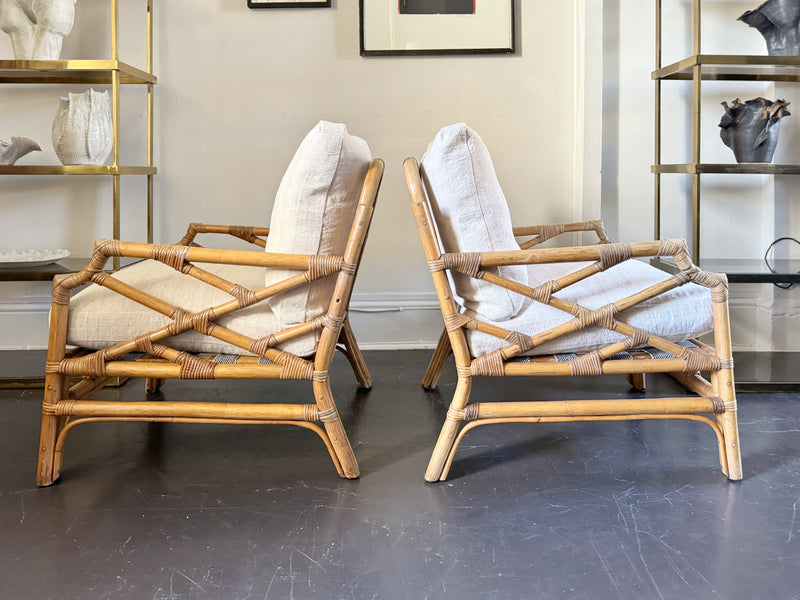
[653,0,800,267]
[1,0,156,274]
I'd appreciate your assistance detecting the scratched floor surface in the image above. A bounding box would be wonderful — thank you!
[1,350,799,600]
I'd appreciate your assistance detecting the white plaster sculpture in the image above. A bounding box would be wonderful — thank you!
[1,0,76,60]
[52,89,112,165]
[0,136,41,164]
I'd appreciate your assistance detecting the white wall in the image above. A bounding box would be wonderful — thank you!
[0,0,584,349]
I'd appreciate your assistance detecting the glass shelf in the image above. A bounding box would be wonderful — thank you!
[653,164,800,175]
[652,257,800,284]
[0,165,157,175]
[0,59,155,84]
[653,55,800,81]
[0,257,141,282]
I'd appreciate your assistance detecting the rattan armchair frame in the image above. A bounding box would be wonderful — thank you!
[405,157,741,483]
[36,158,384,486]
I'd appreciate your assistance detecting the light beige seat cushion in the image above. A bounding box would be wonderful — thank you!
[420,122,528,321]
[466,259,714,357]
[264,120,372,325]
[68,120,372,357]
[67,260,318,357]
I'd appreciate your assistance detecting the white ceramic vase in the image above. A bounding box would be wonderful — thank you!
[0,0,77,60]
[51,89,113,166]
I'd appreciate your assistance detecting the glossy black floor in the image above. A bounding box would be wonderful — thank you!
[1,350,799,600]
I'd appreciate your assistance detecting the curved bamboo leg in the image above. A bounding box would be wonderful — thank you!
[313,378,359,478]
[712,369,742,480]
[425,375,471,482]
[423,328,452,390]
[339,317,372,389]
[37,372,67,486]
[627,373,646,391]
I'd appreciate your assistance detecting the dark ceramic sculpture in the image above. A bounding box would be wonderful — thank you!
[719,97,790,163]
[739,0,800,55]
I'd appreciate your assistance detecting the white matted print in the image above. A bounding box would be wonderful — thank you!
[360,0,514,55]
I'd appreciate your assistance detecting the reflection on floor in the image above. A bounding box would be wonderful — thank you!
[1,350,798,599]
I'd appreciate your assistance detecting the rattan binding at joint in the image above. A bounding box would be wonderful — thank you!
[531,279,561,305]
[679,346,722,372]
[229,225,256,243]
[589,220,612,243]
[442,252,482,278]
[538,224,566,243]
[720,358,734,370]
[708,394,726,414]
[321,314,345,332]
[150,244,189,271]
[230,284,259,307]
[279,354,314,380]
[569,351,603,376]
[307,256,342,281]
[340,262,357,276]
[59,349,109,377]
[174,352,216,379]
[250,335,278,357]
[505,330,534,353]
[472,350,506,377]
[169,307,216,336]
[313,370,329,383]
[444,314,477,332]
[597,242,633,270]
[317,407,338,423]
[625,327,651,350]
[571,304,617,330]
[456,365,472,378]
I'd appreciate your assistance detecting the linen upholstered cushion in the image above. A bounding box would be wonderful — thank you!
[67,260,319,357]
[465,259,714,357]
[264,120,372,325]
[420,123,528,321]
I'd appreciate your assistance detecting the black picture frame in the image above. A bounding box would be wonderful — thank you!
[360,0,515,56]
[248,0,331,8]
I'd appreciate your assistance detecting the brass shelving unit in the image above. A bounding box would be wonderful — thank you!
[653,0,800,270]
[0,0,156,275]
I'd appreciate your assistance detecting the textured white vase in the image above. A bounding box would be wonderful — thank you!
[0,0,77,60]
[52,89,113,166]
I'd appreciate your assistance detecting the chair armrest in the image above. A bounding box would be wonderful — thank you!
[52,238,342,298]
[175,223,270,248]
[438,238,726,293]
[513,219,611,249]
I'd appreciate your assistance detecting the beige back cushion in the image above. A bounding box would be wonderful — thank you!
[264,121,372,325]
[420,123,528,321]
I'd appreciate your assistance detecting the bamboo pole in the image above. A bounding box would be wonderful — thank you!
[474,397,715,419]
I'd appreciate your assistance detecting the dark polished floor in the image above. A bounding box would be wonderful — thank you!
[1,350,799,599]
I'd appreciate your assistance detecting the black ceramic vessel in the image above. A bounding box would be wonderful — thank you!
[739,0,800,55]
[719,97,791,163]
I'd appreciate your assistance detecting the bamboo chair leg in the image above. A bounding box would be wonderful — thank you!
[339,317,372,389]
[711,369,742,481]
[627,373,647,391]
[313,379,359,478]
[426,375,472,482]
[145,378,165,394]
[423,328,452,390]
[37,372,68,486]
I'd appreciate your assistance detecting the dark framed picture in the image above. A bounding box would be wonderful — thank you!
[360,0,515,56]
[248,0,331,8]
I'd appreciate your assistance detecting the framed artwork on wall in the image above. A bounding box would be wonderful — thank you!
[248,0,331,8]
[360,0,515,56]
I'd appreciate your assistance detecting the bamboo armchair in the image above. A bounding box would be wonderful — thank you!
[405,156,742,482]
[36,157,384,486]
